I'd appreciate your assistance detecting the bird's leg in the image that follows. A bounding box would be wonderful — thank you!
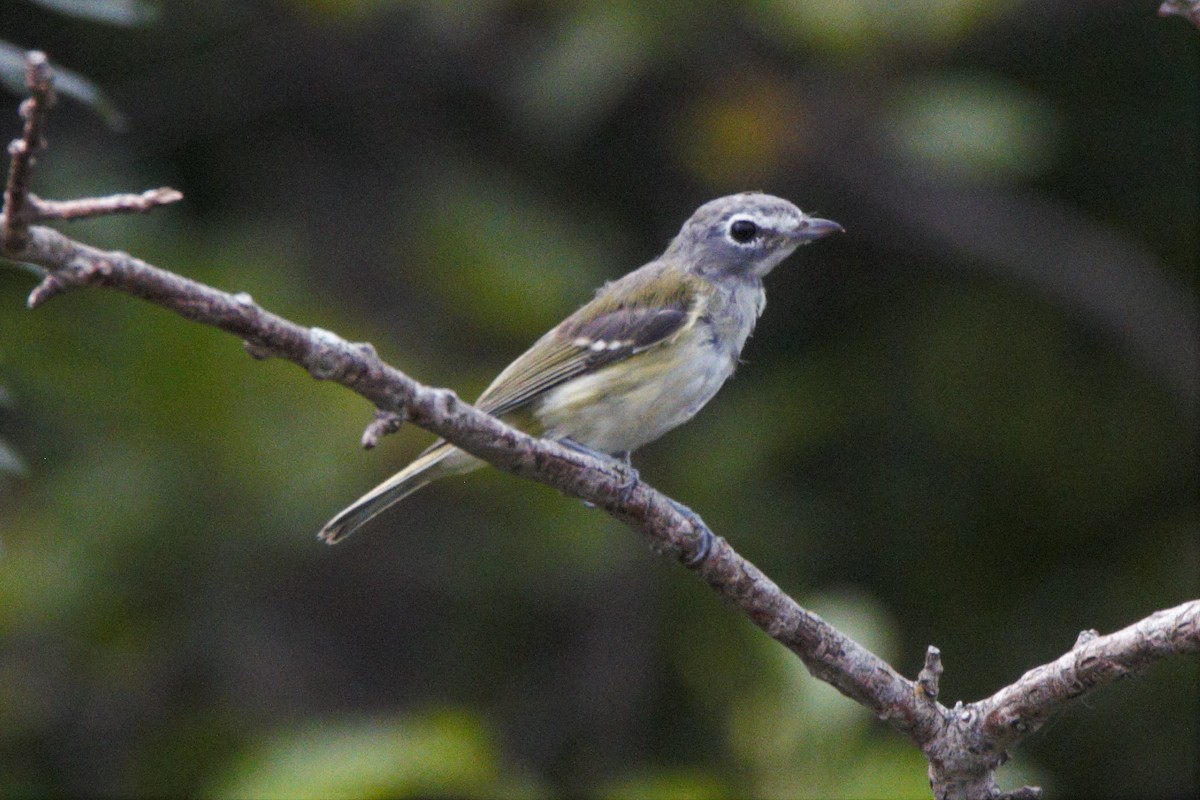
[555,438,710,565]
[611,451,641,502]
[556,439,640,504]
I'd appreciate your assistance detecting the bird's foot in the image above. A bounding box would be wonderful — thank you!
[556,439,640,506]
[667,499,715,568]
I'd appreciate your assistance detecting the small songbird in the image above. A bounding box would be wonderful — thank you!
[319,192,841,543]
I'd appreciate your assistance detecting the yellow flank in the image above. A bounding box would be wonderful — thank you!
[532,313,734,454]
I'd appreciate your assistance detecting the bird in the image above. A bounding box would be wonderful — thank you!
[319,191,841,543]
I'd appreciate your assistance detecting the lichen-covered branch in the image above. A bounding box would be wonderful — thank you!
[4,51,1197,800]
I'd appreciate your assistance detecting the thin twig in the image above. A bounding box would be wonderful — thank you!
[1,51,54,253]
[29,188,183,221]
[362,408,405,449]
[919,645,944,701]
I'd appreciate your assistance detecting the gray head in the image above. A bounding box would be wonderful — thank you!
[667,192,842,279]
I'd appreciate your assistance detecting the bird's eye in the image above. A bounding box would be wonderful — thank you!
[729,219,759,244]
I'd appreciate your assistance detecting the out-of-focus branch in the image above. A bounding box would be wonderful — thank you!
[804,115,1199,412]
[4,51,1197,800]
[1159,0,1200,28]
[785,67,1198,414]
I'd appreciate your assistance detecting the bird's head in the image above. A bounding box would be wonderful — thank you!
[670,191,842,279]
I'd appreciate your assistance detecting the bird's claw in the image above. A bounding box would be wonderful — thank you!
[667,499,715,568]
[557,439,640,506]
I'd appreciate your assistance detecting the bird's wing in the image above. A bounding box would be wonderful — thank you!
[474,267,708,418]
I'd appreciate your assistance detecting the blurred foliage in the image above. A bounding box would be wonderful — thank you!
[0,382,24,476]
[207,708,543,799]
[886,74,1061,182]
[753,0,1025,55]
[1,0,1197,798]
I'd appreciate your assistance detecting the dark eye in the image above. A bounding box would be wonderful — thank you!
[729,219,759,244]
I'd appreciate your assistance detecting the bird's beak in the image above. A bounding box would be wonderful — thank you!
[792,216,844,243]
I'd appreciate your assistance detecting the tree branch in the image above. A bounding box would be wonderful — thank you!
[1,51,54,253]
[29,187,184,221]
[921,600,1200,799]
[978,600,1200,752]
[3,51,1196,799]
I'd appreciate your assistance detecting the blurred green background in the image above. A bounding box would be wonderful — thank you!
[1,1,1197,797]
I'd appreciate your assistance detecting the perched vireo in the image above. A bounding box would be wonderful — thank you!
[319,192,841,543]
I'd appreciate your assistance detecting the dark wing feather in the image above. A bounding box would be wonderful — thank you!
[474,269,703,418]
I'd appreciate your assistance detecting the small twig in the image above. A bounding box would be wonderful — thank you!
[29,188,183,221]
[918,645,944,701]
[26,272,68,308]
[1159,0,1200,28]
[362,409,405,449]
[1,51,55,253]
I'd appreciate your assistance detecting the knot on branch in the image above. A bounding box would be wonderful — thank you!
[981,702,1041,744]
[428,386,460,417]
[925,700,1017,800]
[233,294,275,361]
[305,327,359,381]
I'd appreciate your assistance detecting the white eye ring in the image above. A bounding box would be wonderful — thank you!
[727,216,760,245]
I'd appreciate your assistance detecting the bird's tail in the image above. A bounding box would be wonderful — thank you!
[318,442,479,544]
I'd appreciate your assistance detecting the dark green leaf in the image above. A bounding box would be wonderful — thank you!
[20,0,158,26]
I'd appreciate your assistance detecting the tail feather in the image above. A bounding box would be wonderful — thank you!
[318,443,476,544]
